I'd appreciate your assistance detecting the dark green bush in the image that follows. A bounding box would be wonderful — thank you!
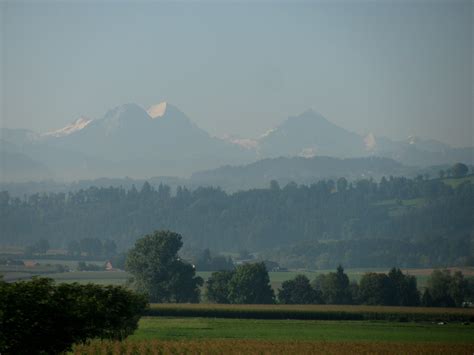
[0,277,148,355]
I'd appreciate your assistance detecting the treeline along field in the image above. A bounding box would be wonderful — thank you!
[1,174,473,268]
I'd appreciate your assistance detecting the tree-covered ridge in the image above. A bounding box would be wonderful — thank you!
[0,175,472,268]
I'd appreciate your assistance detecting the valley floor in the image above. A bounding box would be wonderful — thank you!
[73,317,474,354]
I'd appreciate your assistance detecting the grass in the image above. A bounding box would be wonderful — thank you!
[442,174,474,188]
[44,271,130,285]
[73,316,474,354]
[53,278,128,285]
[0,264,60,273]
[130,317,474,343]
[375,198,425,208]
[0,264,65,282]
[374,197,426,217]
[25,258,105,267]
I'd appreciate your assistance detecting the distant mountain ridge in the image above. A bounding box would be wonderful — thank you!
[257,109,366,158]
[1,102,472,182]
[1,102,254,180]
[223,109,472,166]
[191,156,408,191]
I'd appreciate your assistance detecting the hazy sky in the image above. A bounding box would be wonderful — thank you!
[1,0,473,147]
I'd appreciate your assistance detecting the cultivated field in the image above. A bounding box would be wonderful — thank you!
[74,339,474,355]
[132,317,474,342]
[147,303,474,322]
[73,316,474,354]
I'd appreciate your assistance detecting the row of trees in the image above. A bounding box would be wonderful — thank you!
[1,173,472,268]
[422,269,471,307]
[206,265,472,307]
[125,231,473,307]
[24,238,50,255]
[205,265,419,306]
[206,263,275,304]
[125,231,275,304]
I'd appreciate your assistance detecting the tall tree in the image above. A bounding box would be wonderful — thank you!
[451,163,469,178]
[359,272,394,305]
[387,268,420,306]
[227,262,275,304]
[278,274,320,304]
[314,265,352,304]
[425,269,468,307]
[125,230,203,303]
[205,270,235,303]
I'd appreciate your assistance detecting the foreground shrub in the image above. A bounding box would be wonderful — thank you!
[0,277,148,355]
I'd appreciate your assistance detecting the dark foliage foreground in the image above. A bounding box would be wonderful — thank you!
[0,277,148,355]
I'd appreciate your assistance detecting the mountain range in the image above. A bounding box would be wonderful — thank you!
[1,102,472,182]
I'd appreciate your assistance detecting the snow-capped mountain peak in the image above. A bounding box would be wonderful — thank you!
[407,135,418,145]
[364,132,377,151]
[147,102,167,119]
[220,134,259,150]
[43,117,92,138]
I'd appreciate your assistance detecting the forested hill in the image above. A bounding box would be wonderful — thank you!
[0,156,409,197]
[1,175,473,269]
[191,156,407,191]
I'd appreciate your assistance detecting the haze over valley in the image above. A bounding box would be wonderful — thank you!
[1,2,473,353]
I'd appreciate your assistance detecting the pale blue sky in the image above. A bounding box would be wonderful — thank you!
[1,0,473,147]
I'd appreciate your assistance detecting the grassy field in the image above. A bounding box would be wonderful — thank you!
[131,317,474,342]
[0,264,64,281]
[72,316,474,354]
[374,197,427,217]
[25,258,105,267]
[442,174,474,188]
[4,266,473,291]
[44,271,130,285]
